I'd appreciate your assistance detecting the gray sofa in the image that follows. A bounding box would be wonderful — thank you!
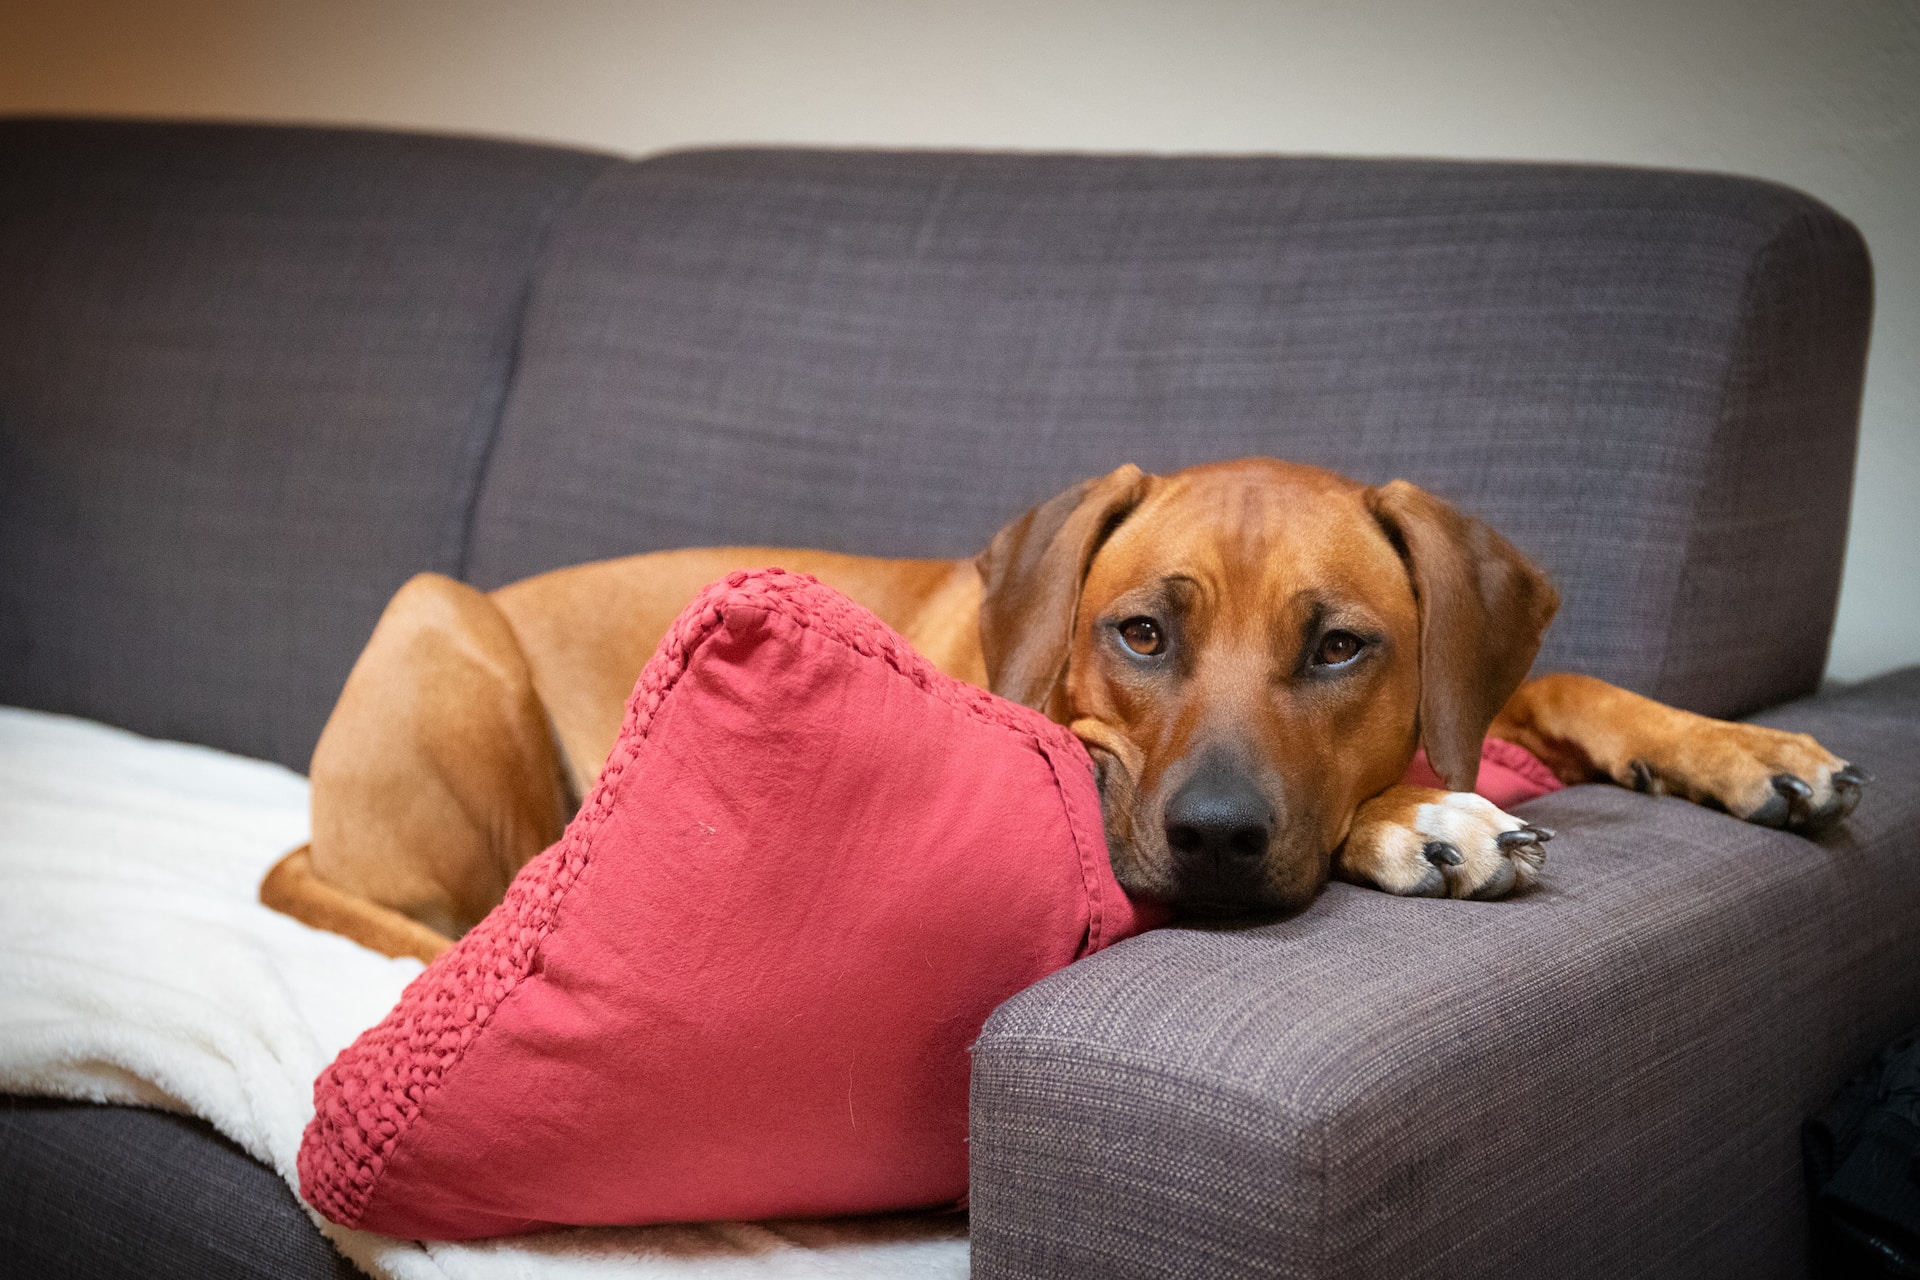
[1,118,1913,1278]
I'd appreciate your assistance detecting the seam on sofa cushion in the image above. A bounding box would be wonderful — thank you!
[449,154,623,584]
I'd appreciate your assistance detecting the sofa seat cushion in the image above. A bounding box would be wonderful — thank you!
[0,1097,358,1280]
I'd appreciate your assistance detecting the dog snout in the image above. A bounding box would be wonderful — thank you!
[1163,760,1273,868]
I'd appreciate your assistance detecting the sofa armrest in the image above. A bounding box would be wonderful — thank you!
[969,669,1920,1279]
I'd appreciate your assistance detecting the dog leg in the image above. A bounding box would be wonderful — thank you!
[263,573,571,958]
[260,845,456,963]
[1337,785,1551,900]
[1491,673,1866,835]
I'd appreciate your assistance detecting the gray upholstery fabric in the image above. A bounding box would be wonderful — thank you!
[0,1096,356,1279]
[467,149,1869,718]
[970,667,1920,1279]
[0,120,613,769]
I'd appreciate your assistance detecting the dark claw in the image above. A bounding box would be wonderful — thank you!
[1758,773,1817,831]
[1773,774,1815,825]
[1524,824,1556,843]
[1800,789,1862,837]
[1744,768,1864,836]
[1496,830,1540,851]
[1423,840,1464,867]
[1801,765,1868,837]
[1628,759,1655,793]
[1773,775,1813,802]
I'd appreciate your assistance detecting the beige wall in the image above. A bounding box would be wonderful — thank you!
[4,0,1915,681]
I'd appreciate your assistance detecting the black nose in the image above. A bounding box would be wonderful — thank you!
[1163,762,1273,864]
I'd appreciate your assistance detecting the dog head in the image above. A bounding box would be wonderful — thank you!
[977,458,1558,915]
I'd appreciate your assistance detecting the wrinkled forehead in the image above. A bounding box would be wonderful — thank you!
[1084,465,1415,625]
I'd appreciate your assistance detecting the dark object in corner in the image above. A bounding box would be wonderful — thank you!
[1806,1029,1920,1278]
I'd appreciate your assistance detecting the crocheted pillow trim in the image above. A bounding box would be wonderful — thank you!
[298,567,1107,1228]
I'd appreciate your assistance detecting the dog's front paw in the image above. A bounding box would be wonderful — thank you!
[1618,722,1866,838]
[1337,785,1551,901]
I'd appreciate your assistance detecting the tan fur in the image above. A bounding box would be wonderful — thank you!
[260,845,453,963]
[1490,673,1851,820]
[264,459,1858,955]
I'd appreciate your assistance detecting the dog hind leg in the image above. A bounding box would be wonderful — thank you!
[262,573,571,958]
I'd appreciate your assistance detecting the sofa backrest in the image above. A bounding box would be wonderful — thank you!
[0,123,1872,771]
[0,121,612,768]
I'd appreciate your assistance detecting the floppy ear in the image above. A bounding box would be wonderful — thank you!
[1366,479,1560,793]
[976,464,1153,717]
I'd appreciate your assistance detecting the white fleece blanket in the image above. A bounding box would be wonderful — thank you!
[0,705,968,1279]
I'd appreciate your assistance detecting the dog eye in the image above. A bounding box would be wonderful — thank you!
[1117,617,1166,656]
[1314,631,1365,667]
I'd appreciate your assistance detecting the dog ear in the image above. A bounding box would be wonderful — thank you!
[1366,480,1559,793]
[977,464,1153,717]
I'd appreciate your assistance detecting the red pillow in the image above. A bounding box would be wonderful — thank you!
[1400,739,1565,808]
[298,569,1160,1240]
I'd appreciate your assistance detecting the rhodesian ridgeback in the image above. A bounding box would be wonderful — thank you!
[262,459,1866,961]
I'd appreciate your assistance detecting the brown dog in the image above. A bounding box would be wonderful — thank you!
[262,459,1866,961]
